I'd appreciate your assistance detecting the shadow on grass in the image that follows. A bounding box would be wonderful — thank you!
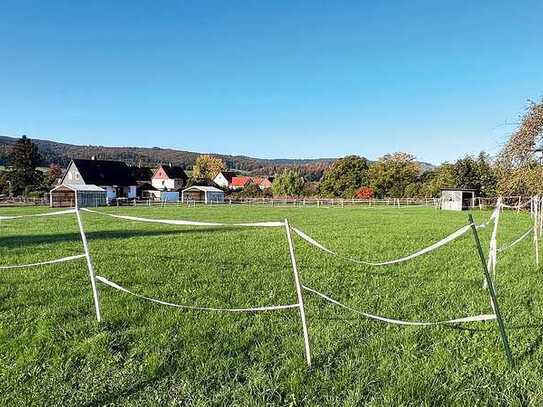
[0,227,246,249]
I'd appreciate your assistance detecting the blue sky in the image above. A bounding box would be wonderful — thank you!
[1,1,542,164]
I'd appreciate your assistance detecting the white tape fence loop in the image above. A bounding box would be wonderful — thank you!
[291,223,473,267]
[0,254,86,270]
[82,208,283,228]
[497,227,533,254]
[0,209,76,220]
[303,285,496,326]
[96,275,299,313]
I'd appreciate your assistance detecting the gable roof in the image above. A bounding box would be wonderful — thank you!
[216,171,237,183]
[51,184,105,192]
[71,159,136,186]
[130,167,154,182]
[231,176,252,187]
[252,177,273,187]
[155,165,188,180]
[183,185,224,193]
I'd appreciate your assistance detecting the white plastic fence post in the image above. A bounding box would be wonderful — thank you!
[534,196,540,267]
[284,219,311,367]
[75,209,102,322]
[484,198,501,289]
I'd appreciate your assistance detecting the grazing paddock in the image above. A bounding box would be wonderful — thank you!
[0,205,542,405]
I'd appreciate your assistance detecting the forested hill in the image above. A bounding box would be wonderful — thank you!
[0,135,336,171]
[0,135,435,173]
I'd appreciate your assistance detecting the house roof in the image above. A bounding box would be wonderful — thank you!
[252,177,273,186]
[231,176,252,187]
[52,184,105,192]
[71,159,136,186]
[216,171,237,182]
[136,182,158,191]
[157,165,188,180]
[130,166,154,182]
[182,186,224,193]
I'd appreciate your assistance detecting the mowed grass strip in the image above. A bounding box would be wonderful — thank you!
[1,205,542,405]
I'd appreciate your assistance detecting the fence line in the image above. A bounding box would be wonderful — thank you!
[302,285,496,326]
[2,197,540,368]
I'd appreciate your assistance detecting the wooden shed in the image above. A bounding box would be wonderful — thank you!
[181,186,224,204]
[440,188,477,211]
[50,184,106,208]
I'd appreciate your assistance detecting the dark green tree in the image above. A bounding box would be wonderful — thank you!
[8,135,42,195]
[368,153,420,198]
[272,169,305,197]
[318,155,369,198]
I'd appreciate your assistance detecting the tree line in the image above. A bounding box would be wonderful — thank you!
[1,98,542,198]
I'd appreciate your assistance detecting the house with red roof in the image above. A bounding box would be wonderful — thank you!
[231,176,253,189]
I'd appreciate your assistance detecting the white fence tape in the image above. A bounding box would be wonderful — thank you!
[82,208,283,228]
[0,209,76,220]
[291,223,473,266]
[96,275,299,312]
[501,200,531,210]
[497,228,533,253]
[303,285,496,326]
[0,254,86,270]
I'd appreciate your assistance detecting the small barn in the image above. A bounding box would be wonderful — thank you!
[181,186,224,204]
[440,188,477,211]
[50,184,106,208]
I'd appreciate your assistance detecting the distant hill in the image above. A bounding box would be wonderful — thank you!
[0,135,435,173]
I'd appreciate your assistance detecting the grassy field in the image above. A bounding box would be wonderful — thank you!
[0,204,542,405]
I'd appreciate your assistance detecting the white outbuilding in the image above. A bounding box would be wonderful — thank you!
[440,188,477,211]
[181,186,225,204]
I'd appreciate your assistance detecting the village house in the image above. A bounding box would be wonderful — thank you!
[130,166,156,198]
[151,164,188,191]
[230,175,274,190]
[213,171,237,188]
[58,158,137,202]
[231,176,252,189]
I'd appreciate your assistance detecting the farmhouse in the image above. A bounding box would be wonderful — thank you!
[252,176,274,190]
[50,184,106,208]
[151,164,188,191]
[231,176,252,189]
[213,171,237,188]
[59,158,137,202]
[231,175,274,190]
[182,185,225,204]
[440,188,477,211]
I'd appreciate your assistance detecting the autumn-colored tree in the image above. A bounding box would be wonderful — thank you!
[355,186,374,199]
[497,99,543,195]
[46,163,63,188]
[192,155,226,180]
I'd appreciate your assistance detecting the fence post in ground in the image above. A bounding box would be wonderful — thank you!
[468,214,513,368]
[284,219,311,367]
[534,196,540,267]
[75,209,102,322]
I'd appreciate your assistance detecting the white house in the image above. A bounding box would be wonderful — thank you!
[60,158,137,202]
[151,165,188,191]
[213,171,237,188]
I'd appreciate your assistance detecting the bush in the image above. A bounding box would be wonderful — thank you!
[355,186,374,199]
[27,191,44,199]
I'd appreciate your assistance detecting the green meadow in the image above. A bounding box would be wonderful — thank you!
[0,204,541,405]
